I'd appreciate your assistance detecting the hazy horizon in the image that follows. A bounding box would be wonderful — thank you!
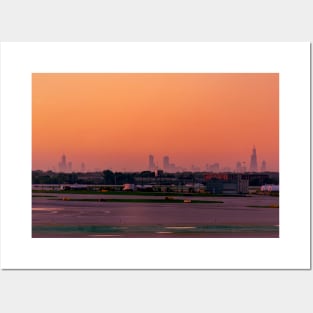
[32,151,277,173]
[32,73,279,172]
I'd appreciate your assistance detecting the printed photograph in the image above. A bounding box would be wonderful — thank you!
[32,73,279,238]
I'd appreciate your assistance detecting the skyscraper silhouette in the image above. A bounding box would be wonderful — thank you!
[261,160,266,172]
[163,156,170,171]
[148,154,155,171]
[81,162,85,172]
[249,146,258,172]
[58,154,67,172]
[236,161,242,173]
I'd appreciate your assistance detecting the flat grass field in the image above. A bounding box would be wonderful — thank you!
[32,189,251,197]
[49,197,223,204]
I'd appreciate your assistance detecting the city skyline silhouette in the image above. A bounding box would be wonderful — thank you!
[32,73,279,172]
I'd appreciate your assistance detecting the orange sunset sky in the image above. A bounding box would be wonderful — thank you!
[32,73,279,172]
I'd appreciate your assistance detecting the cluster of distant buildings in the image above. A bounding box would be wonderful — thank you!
[148,146,269,174]
[148,155,184,173]
[53,146,271,174]
[34,147,279,195]
[149,154,206,173]
[33,170,279,195]
[57,154,85,173]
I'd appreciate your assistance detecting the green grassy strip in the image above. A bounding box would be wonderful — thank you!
[51,198,223,204]
[32,195,57,198]
[33,189,248,197]
[246,205,279,208]
[32,224,279,233]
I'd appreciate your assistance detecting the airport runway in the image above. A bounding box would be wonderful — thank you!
[32,193,279,238]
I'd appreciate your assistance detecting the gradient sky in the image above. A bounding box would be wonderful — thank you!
[32,73,279,172]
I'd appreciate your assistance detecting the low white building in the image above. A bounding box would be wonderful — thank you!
[260,184,279,192]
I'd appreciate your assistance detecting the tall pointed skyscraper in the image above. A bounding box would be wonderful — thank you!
[58,154,67,172]
[249,146,258,172]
